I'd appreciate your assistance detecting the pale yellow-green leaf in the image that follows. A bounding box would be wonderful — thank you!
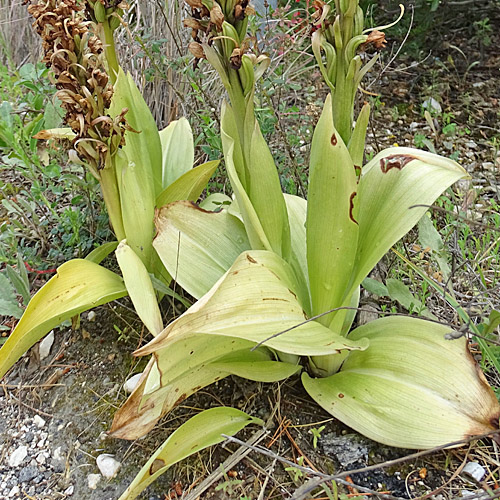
[115,149,155,269]
[350,147,468,294]
[116,241,163,337]
[0,260,126,379]
[159,117,195,189]
[156,160,219,208]
[109,68,162,196]
[221,103,269,250]
[307,94,359,324]
[284,194,310,314]
[303,316,500,449]
[153,201,250,299]
[138,251,369,358]
[243,105,290,258]
[118,408,262,500]
[348,102,370,168]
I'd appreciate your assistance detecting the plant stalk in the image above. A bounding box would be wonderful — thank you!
[101,20,119,84]
[99,160,125,241]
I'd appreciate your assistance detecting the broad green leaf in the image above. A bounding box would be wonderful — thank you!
[110,68,162,197]
[221,103,270,251]
[118,407,262,500]
[0,273,23,318]
[115,149,155,269]
[153,200,250,299]
[340,286,360,336]
[307,94,359,324]
[139,251,369,358]
[0,260,126,379]
[348,102,370,168]
[210,352,301,381]
[350,147,468,294]
[244,115,291,259]
[303,316,500,449]
[156,160,219,208]
[284,194,310,314]
[159,117,194,189]
[85,241,119,264]
[116,241,163,337]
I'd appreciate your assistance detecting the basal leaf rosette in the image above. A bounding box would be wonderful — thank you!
[110,251,368,439]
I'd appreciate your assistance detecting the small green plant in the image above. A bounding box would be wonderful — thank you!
[285,456,306,483]
[310,425,326,449]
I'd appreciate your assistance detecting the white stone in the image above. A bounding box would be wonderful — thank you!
[33,415,46,429]
[87,311,96,321]
[463,461,486,482]
[96,454,121,479]
[8,485,20,497]
[64,485,74,496]
[39,331,54,360]
[53,446,63,460]
[8,445,27,467]
[36,453,46,465]
[123,373,143,394]
[87,474,101,490]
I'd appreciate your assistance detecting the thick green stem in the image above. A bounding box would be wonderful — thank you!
[332,58,353,144]
[101,21,119,84]
[227,69,248,148]
[99,162,125,241]
[309,351,349,377]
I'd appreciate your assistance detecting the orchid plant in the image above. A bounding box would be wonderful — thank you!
[0,0,218,380]
[2,1,499,499]
[108,1,499,498]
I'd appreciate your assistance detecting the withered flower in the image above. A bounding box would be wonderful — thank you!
[24,0,130,176]
[363,29,387,50]
[184,0,258,69]
[210,3,224,30]
[229,47,243,69]
[188,41,206,59]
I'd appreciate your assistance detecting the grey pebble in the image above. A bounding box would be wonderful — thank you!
[19,465,39,483]
[51,459,65,473]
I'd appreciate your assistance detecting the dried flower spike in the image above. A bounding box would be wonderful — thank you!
[25,0,130,175]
